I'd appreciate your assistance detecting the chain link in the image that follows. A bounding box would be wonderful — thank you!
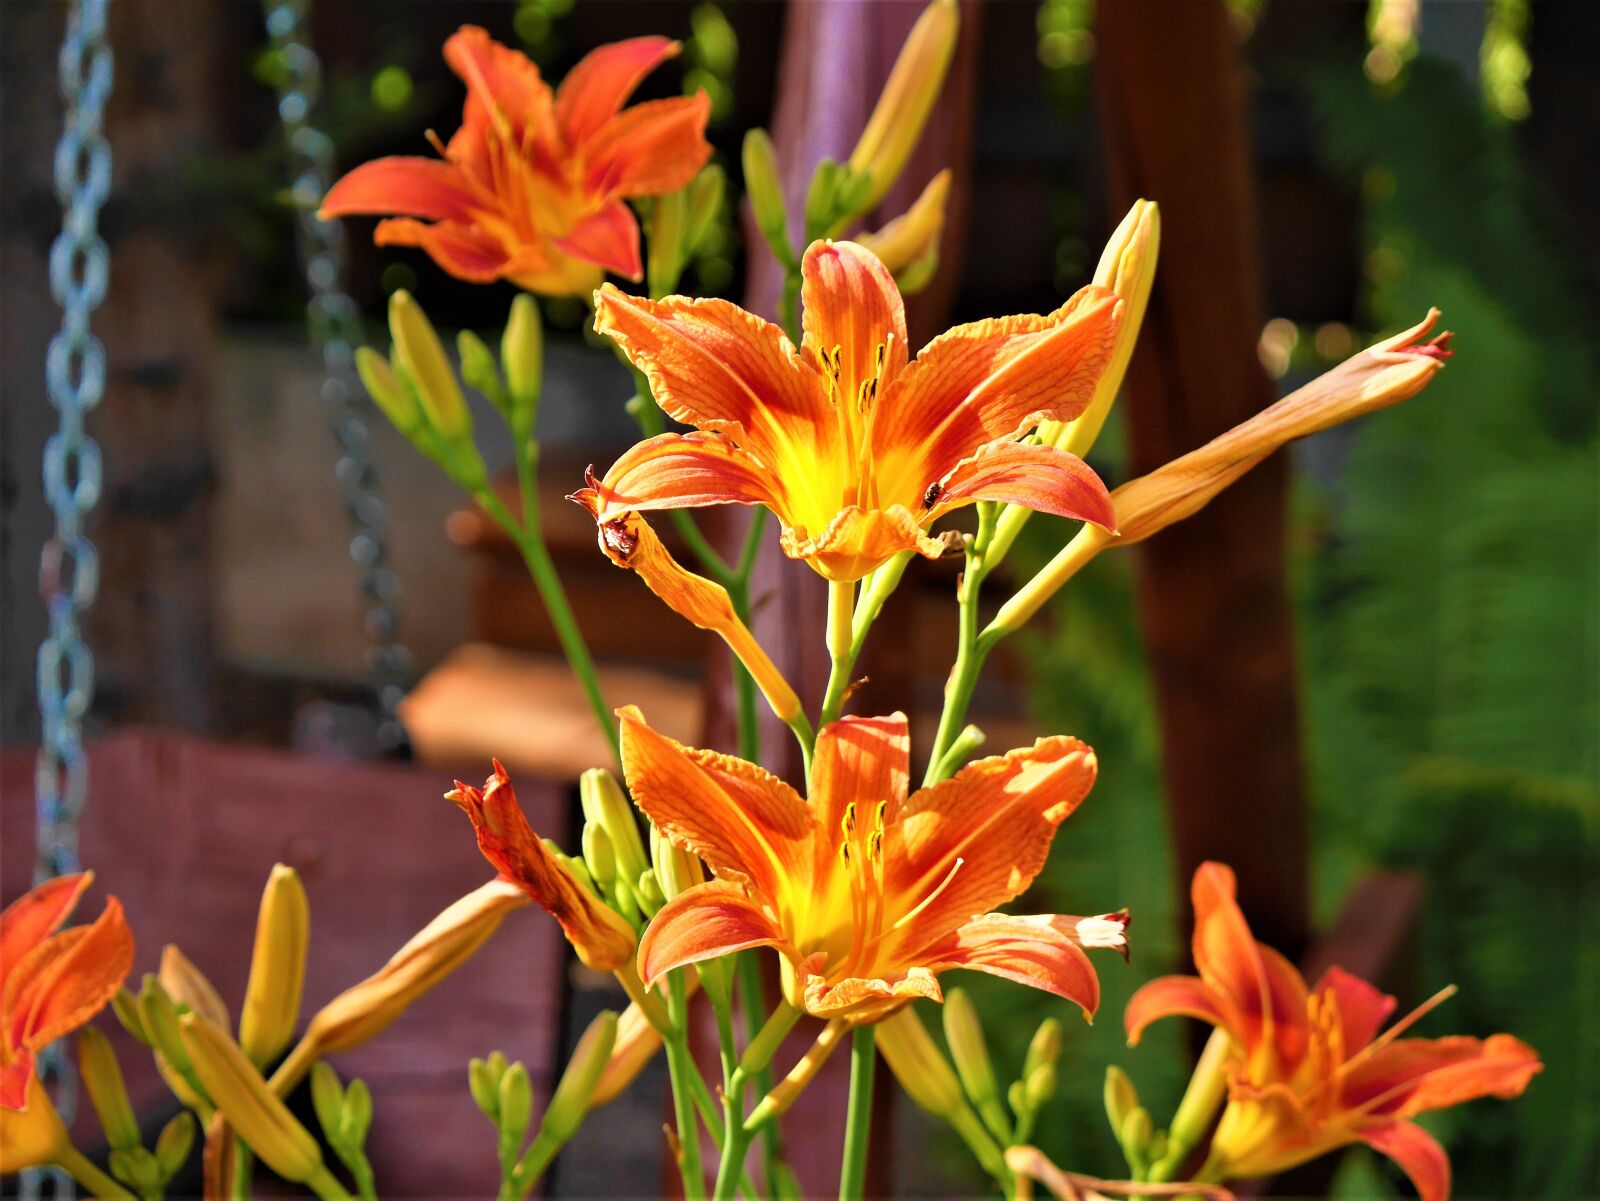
[262,0,411,750]
[29,2,113,1194]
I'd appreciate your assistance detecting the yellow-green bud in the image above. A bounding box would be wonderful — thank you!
[539,1010,618,1145]
[355,346,424,438]
[240,864,310,1067]
[648,187,689,297]
[875,1008,964,1119]
[159,944,229,1030]
[468,1056,501,1120]
[139,976,210,1111]
[685,164,726,257]
[502,293,543,428]
[341,1078,373,1148]
[389,290,471,441]
[1119,1105,1154,1174]
[1023,1061,1057,1110]
[742,129,791,262]
[635,868,665,917]
[78,1027,140,1152]
[497,1061,533,1140]
[580,769,649,885]
[1103,1065,1139,1136]
[153,1112,197,1178]
[111,987,150,1047]
[582,821,617,890]
[457,330,506,413]
[109,1148,162,1193]
[944,988,1012,1142]
[1025,1017,1064,1079]
[310,1061,345,1141]
[649,824,704,902]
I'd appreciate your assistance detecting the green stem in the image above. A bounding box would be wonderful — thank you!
[924,554,992,787]
[230,1139,253,1201]
[305,1165,358,1201]
[734,953,785,1191]
[665,975,707,1200]
[509,1131,561,1198]
[728,576,762,766]
[55,1146,137,1200]
[837,1025,877,1201]
[1147,1029,1232,1183]
[819,579,857,729]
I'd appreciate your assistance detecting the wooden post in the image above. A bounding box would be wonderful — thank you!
[1094,0,1311,956]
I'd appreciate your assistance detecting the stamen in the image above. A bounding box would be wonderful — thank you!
[425,129,449,159]
[891,857,964,932]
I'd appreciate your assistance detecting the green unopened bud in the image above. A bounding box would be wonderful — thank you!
[1119,1106,1154,1174]
[685,164,726,257]
[582,822,617,890]
[311,1061,345,1142]
[1025,1017,1064,1080]
[497,1062,533,1142]
[341,1078,373,1148]
[109,1148,162,1193]
[502,293,543,429]
[1103,1065,1139,1136]
[79,1027,140,1152]
[943,989,1010,1140]
[876,1008,964,1119]
[240,864,310,1067]
[539,1010,618,1145]
[1024,1062,1057,1110]
[112,987,151,1047]
[139,976,209,1111]
[153,1112,197,1179]
[742,129,791,263]
[580,769,649,885]
[635,868,665,917]
[469,1056,502,1120]
[389,290,471,441]
[804,159,843,242]
[650,824,704,902]
[649,187,689,297]
[457,330,507,415]
[355,346,425,439]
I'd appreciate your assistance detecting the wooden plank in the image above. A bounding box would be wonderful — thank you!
[1,729,570,1198]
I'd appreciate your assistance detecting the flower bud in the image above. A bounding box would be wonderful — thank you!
[1118,1106,1154,1173]
[109,1147,163,1194]
[389,290,471,441]
[580,769,649,886]
[539,1010,618,1146]
[649,824,705,902]
[1023,1062,1057,1110]
[310,1060,345,1142]
[582,822,618,890]
[588,1002,664,1109]
[468,1055,502,1120]
[685,164,726,258]
[240,864,310,1067]
[847,0,960,212]
[502,293,543,428]
[159,944,229,1030]
[943,989,999,1109]
[179,1014,323,1184]
[648,187,689,297]
[341,1078,373,1148]
[457,329,507,415]
[497,1061,533,1143]
[112,986,151,1047]
[742,129,792,263]
[139,976,210,1111]
[153,1112,197,1179]
[78,1027,140,1152]
[876,1008,964,1119]
[635,868,665,917]
[1103,1065,1139,1136]
[856,170,950,287]
[355,346,425,439]
[1024,1017,1064,1080]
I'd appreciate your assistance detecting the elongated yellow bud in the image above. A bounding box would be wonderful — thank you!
[78,1027,140,1152]
[355,346,425,438]
[855,169,950,286]
[390,289,471,441]
[580,768,649,886]
[742,129,790,260]
[239,864,309,1067]
[159,944,229,1030]
[649,187,689,296]
[139,976,211,1113]
[588,1001,662,1109]
[649,823,705,903]
[179,1014,323,1184]
[685,164,726,259]
[539,1010,618,1145]
[502,293,543,425]
[943,988,1009,1139]
[847,0,960,212]
[876,1008,964,1119]
[153,1111,197,1178]
[1103,1064,1139,1136]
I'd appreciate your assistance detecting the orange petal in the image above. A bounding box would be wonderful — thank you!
[803,967,942,1022]
[1359,1121,1451,1201]
[886,736,1098,955]
[1345,1033,1541,1119]
[873,285,1122,487]
[1313,965,1396,1054]
[0,874,90,983]
[1124,975,1236,1047]
[5,897,133,1055]
[800,241,909,403]
[448,763,635,971]
[319,157,482,223]
[778,504,943,583]
[583,432,786,521]
[637,881,793,987]
[556,36,681,147]
[585,94,713,200]
[553,201,642,281]
[617,706,813,900]
[443,26,556,151]
[808,714,912,871]
[926,441,1116,532]
[592,285,831,474]
[374,217,512,283]
[925,913,1105,1020]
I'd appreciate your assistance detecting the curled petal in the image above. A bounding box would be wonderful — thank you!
[779,504,943,583]
[586,94,713,200]
[319,158,482,223]
[1359,1121,1451,1201]
[926,913,1107,1020]
[926,440,1117,531]
[582,431,784,520]
[800,241,909,402]
[553,201,642,282]
[638,882,793,986]
[802,968,942,1022]
[4,897,133,1055]
[557,36,680,147]
[1124,975,1236,1047]
[0,874,91,975]
[374,218,512,283]
[443,26,556,150]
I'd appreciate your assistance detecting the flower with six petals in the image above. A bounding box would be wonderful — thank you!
[1125,863,1540,1201]
[582,240,1122,581]
[622,705,1127,1023]
[321,27,712,295]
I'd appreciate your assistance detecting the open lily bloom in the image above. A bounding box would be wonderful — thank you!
[0,873,134,1169]
[583,240,1122,581]
[1126,863,1540,1201]
[450,762,636,971]
[623,706,1127,1022]
[321,27,712,296]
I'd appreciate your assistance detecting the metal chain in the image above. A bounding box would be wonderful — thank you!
[262,0,411,752]
[30,2,113,1194]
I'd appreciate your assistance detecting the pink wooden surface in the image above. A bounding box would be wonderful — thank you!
[1,729,569,1198]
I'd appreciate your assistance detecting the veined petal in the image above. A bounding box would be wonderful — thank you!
[443,26,556,152]
[618,706,813,899]
[1124,975,1236,1046]
[779,504,943,583]
[556,37,681,147]
[319,157,483,224]
[1359,1121,1451,1201]
[872,285,1122,492]
[4,898,132,1054]
[1313,965,1396,1055]
[553,201,642,281]
[374,217,512,284]
[926,913,1104,1020]
[1344,1033,1541,1119]
[886,736,1098,954]
[592,286,831,473]
[925,440,1116,532]
[585,94,713,200]
[803,968,942,1022]
[0,875,90,983]
[800,241,909,402]
[637,881,793,986]
[582,432,786,521]
[809,714,912,870]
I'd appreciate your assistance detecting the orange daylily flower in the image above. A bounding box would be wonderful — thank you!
[449,762,636,971]
[622,706,1127,1022]
[585,240,1123,581]
[320,27,712,296]
[1125,863,1540,1201]
[0,873,134,1168]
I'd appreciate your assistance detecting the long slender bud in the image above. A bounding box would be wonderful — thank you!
[239,864,310,1067]
[390,289,471,441]
[78,1027,140,1152]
